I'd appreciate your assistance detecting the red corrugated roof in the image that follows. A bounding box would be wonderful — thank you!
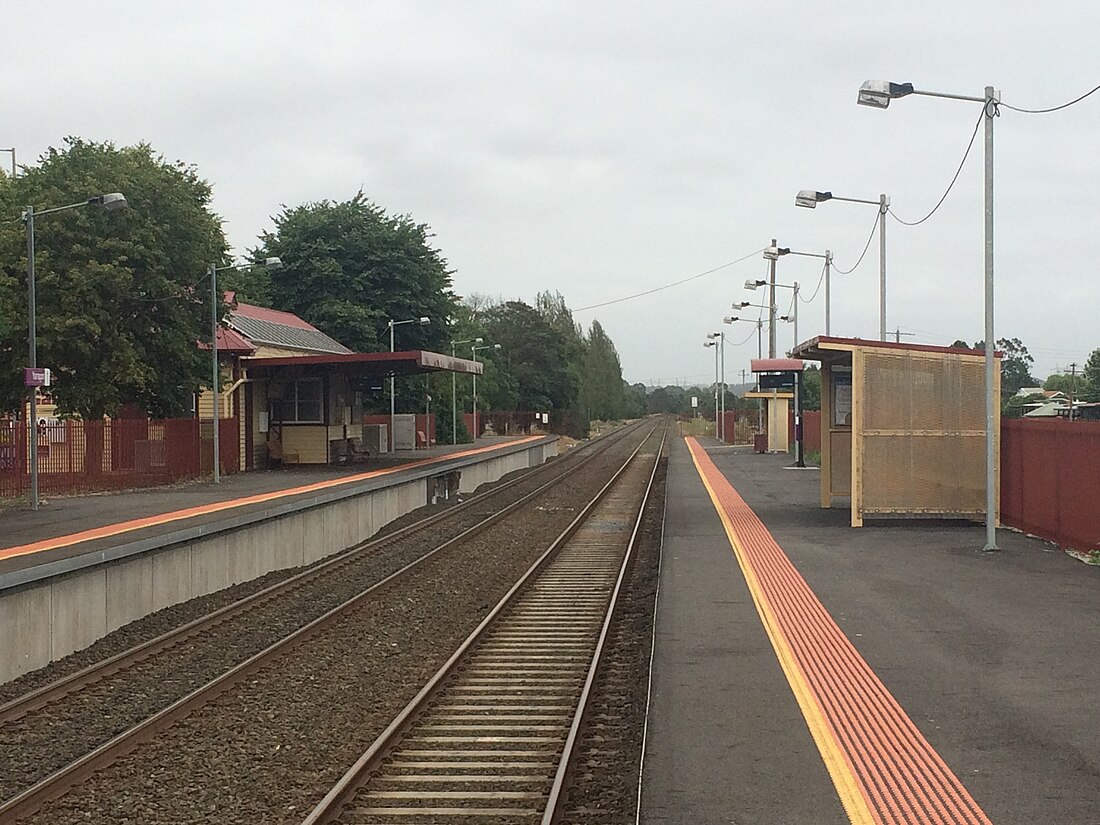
[198,327,256,354]
[232,301,319,332]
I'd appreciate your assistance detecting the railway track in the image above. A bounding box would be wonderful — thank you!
[300,421,667,824]
[0,420,655,823]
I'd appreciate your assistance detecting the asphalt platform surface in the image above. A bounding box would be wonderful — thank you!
[0,436,536,579]
[642,437,1100,824]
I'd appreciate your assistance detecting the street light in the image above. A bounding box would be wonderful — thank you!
[774,243,831,335]
[725,315,765,432]
[471,342,501,440]
[707,332,726,441]
[858,78,999,551]
[21,193,129,510]
[746,272,799,356]
[704,340,719,439]
[450,336,482,444]
[209,257,283,483]
[388,316,431,451]
[797,188,885,339]
[1,148,16,178]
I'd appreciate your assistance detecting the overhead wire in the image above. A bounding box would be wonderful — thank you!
[799,259,828,303]
[887,107,984,227]
[831,211,879,274]
[573,248,765,312]
[1001,83,1100,114]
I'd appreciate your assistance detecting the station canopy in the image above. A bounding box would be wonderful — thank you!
[243,349,483,379]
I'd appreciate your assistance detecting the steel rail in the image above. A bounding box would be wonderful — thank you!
[0,421,651,821]
[298,421,667,824]
[0,421,642,726]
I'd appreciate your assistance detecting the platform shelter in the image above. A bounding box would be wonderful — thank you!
[791,337,1001,527]
[744,358,804,453]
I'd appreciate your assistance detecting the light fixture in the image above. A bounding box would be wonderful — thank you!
[795,190,833,209]
[744,279,766,290]
[264,256,283,269]
[723,316,738,324]
[857,80,915,108]
[763,246,791,261]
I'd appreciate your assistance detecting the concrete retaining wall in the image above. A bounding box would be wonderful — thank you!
[1,437,557,685]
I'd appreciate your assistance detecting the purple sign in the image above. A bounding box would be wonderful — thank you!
[24,367,51,387]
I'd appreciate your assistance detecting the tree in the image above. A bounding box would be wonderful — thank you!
[801,366,821,411]
[481,300,577,413]
[579,320,628,421]
[255,193,454,355]
[1082,349,1100,402]
[0,138,226,419]
[964,337,1037,399]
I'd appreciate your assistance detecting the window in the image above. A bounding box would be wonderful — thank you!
[273,378,324,423]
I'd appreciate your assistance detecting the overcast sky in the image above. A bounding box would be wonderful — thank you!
[8,1,1099,385]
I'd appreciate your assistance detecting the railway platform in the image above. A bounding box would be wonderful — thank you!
[0,434,557,683]
[642,436,1100,825]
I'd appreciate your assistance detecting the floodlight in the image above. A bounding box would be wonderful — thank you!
[857,80,914,108]
[795,190,832,209]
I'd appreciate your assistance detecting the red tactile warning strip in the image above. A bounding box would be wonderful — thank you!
[0,437,543,565]
[686,438,994,825]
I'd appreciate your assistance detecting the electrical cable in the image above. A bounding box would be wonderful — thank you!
[1001,83,1100,114]
[724,326,757,347]
[887,107,984,227]
[832,211,879,274]
[573,248,765,312]
[799,259,828,303]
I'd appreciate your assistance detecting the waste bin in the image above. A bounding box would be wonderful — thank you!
[753,432,768,454]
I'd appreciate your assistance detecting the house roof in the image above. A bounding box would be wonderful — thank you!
[228,301,352,355]
[198,327,256,355]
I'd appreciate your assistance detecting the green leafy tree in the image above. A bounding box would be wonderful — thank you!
[0,138,226,419]
[1083,349,1100,402]
[961,337,1037,399]
[482,300,577,413]
[579,320,628,421]
[801,366,821,411]
[256,193,454,355]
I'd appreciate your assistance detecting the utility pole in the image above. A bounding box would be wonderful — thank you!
[768,238,777,358]
[893,328,916,344]
[1070,363,1079,420]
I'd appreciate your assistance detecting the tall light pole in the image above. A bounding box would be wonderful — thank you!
[707,332,727,441]
[210,257,283,483]
[1,148,15,178]
[797,189,886,339]
[725,315,765,432]
[388,316,430,451]
[704,339,719,438]
[21,193,128,510]
[450,336,482,444]
[471,342,500,440]
[745,275,799,354]
[857,79,999,550]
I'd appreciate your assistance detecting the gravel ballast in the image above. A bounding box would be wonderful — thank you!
[13,424,654,824]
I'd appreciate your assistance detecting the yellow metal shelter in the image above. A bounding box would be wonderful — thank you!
[792,337,1000,528]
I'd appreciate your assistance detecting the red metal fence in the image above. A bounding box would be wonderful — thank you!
[0,417,237,498]
[1001,419,1100,552]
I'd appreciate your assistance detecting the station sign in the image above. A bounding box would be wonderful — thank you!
[24,367,52,387]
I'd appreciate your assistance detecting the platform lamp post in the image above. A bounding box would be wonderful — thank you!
[1,148,15,177]
[706,332,727,441]
[857,79,999,551]
[797,189,885,339]
[471,342,501,441]
[745,275,799,355]
[21,192,128,510]
[704,339,719,438]
[388,316,430,451]
[209,257,283,484]
[450,336,482,444]
[724,315,765,432]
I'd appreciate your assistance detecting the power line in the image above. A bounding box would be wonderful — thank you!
[832,211,879,274]
[799,259,828,303]
[888,107,984,227]
[1002,83,1100,114]
[573,248,765,312]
